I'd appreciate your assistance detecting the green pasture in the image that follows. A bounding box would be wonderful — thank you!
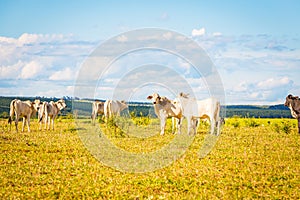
[0,117,299,199]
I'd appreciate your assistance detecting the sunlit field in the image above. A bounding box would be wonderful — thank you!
[0,117,299,199]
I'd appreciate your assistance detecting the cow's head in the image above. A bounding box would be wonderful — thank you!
[32,99,42,111]
[147,93,161,105]
[284,94,299,107]
[179,92,189,98]
[57,99,67,110]
[120,100,128,109]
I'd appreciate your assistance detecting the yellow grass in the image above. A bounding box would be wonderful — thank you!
[0,117,299,199]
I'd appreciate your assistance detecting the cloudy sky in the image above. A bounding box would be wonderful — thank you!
[1,0,300,105]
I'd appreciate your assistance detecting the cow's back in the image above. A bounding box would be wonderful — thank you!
[16,100,33,117]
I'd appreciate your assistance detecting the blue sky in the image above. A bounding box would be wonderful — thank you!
[1,0,300,104]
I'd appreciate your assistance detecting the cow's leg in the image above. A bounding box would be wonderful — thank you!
[172,117,181,134]
[177,118,182,134]
[188,117,197,135]
[43,117,47,130]
[91,112,96,125]
[186,116,193,135]
[160,116,166,135]
[27,117,30,132]
[192,118,197,135]
[186,116,190,135]
[47,117,51,130]
[210,118,215,135]
[52,118,55,130]
[15,117,18,133]
[22,117,26,132]
[171,117,175,134]
[216,119,221,136]
[172,117,176,134]
[91,113,94,125]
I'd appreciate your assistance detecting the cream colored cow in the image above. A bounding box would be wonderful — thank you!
[8,99,41,132]
[104,100,128,119]
[91,101,105,125]
[177,92,221,135]
[39,99,67,130]
[147,93,183,135]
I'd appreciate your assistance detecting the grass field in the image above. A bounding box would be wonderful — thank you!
[0,117,299,199]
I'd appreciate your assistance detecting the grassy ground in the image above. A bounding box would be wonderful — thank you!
[0,117,299,199]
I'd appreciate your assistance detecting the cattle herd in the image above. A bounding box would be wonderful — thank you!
[7,94,300,134]
[91,93,222,135]
[8,99,67,133]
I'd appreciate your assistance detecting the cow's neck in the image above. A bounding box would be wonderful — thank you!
[288,103,298,118]
[56,102,64,110]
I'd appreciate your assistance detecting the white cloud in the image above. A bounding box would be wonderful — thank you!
[18,33,67,45]
[20,61,44,79]
[192,27,206,37]
[49,67,75,81]
[0,36,17,44]
[0,61,23,79]
[233,81,248,92]
[229,76,294,104]
[1,31,299,104]
[212,32,222,37]
[163,32,172,40]
[116,35,128,42]
[257,77,293,90]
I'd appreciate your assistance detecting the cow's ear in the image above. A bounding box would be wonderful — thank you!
[287,94,293,99]
[147,96,153,100]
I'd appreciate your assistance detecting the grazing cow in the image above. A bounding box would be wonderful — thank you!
[284,94,300,134]
[147,93,183,135]
[39,99,67,130]
[104,100,128,119]
[8,99,41,132]
[91,101,105,125]
[177,92,221,135]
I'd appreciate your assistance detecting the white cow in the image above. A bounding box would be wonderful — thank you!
[39,99,67,130]
[91,101,105,125]
[147,93,183,135]
[8,99,41,132]
[104,100,128,119]
[177,92,221,135]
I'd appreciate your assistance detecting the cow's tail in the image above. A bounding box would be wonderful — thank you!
[104,100,111,119]
[8,99,17,125]
[215,101,221,135]
[39,102,46,122]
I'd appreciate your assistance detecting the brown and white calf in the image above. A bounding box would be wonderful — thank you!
[8,99,41,132]
[147,93,183,135]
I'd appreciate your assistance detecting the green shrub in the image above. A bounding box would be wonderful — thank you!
[273,119,293,134]
[245,118,260,127]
